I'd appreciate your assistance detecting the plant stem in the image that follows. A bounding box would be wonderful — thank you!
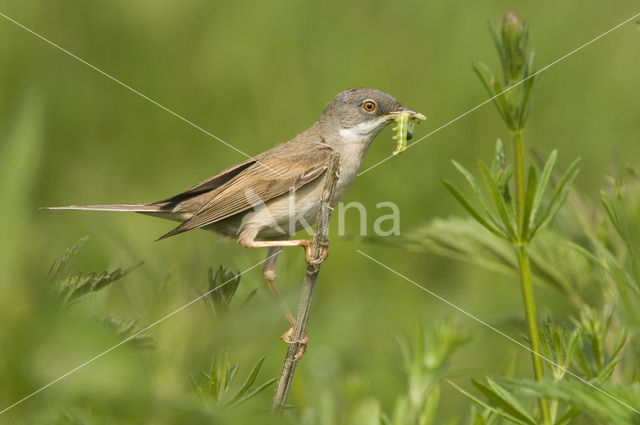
[272,153,340,412]
[516,246,550,424]
[513,130,551,425]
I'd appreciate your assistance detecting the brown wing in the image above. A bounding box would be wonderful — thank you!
[153,158,256,208]
[157,141,333,240]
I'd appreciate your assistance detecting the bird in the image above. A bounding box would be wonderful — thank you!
[47,87,423,340]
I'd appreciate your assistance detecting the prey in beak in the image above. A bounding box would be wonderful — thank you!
[387,108,426,140]
[388,108,426,154]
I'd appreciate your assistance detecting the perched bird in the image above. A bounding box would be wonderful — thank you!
[48,87,423,337]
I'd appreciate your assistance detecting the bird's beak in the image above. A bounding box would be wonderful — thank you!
[387,107,426,120]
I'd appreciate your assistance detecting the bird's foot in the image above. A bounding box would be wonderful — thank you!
[281,327,309,360]
[303,239,330,265]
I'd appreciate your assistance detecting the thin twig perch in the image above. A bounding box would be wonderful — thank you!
[272,153,340,412]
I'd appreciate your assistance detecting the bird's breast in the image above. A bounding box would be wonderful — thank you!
[331,139,371,203]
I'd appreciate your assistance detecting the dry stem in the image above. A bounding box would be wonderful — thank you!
[272,153,340,412]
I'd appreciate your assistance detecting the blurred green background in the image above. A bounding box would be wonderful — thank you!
[0,1,639,424]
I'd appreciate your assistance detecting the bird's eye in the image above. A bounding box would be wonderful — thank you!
[362,100,377,113]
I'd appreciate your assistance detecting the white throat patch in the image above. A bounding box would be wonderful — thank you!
[338,116,388,143]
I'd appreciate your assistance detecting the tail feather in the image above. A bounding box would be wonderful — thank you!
[43,203,166,212]
[44,202,194,238]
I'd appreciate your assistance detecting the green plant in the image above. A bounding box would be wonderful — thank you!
[47,236,144,306]
[191,349,276,409]
[381,321,467,425]
[297,321,466,425]
[202,265,255,320]
[381,12,640,425]
[441,14,582,423]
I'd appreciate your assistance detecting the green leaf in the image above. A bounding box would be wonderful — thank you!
[411,322,425,376]
[518,49,539,128]
[473,61,510,126]
[478,161,517,241]
[530,158,580,238]
[226,377,277,408]
[189,373,207,404]
[238,288,258,310]
[501,378,640,425]
[491,139,513,206]
[452,160,501,229]
[207,266,241,317]
[521,165,538,240]
[519,74,539,128]
[600,192,622,236]
[473,61,498,98]
[490,138,508,175]
[443,179,507,239]
[225,357,266,407]
[570,235,639,296]
[380,413,392,425]
[211,350,230,402]
[448,380,529,425]
[592,332,627,385]
[472,378,537,425]
[227,363,239,391]
[492,78,515,129]
[421,386,440,425]
[61,261,144,305]
[553,407,581,425]
[46,236,89,284]
[392,396,409,425]
[529,150,557,227]
[489,21,506,80]
[99,315,154,349]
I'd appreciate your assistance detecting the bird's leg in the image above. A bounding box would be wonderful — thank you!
[262,246,295,328]
[241,238,329,265]
[239,232,330,355]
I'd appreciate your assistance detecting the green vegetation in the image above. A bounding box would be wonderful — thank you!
[1,2,639,424]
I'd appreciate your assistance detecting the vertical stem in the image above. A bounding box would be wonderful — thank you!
[272,154,340,412]
[516,246,550,424]
[513,131,551,425]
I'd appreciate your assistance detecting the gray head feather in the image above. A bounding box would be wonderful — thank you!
[318,88,402,132]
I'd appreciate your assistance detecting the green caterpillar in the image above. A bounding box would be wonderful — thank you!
[392,112,426,156]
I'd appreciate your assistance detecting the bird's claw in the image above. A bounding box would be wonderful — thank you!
[303,239,329,265]
[280,327,309,360]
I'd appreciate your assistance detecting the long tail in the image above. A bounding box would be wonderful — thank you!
[44,202,193,236]
[43,203,165,212]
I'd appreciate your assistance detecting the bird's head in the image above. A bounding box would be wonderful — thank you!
[318,88,422,144]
